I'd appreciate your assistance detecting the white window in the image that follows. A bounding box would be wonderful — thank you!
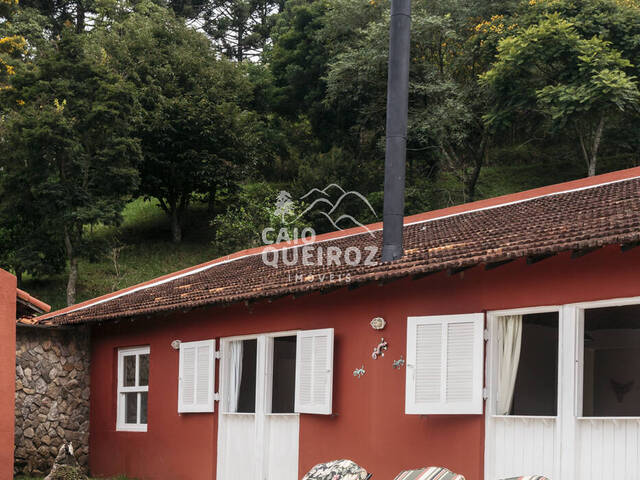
[117,346,150,432]
[295,328,334,415]
[405,314,484,414]
[580,304,640,417]
[223,330,334,416]
[178,339,216,413]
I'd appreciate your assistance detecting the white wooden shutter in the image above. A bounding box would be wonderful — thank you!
[178,339,216,413]
[294,328,334,415]
[405,314,484,415]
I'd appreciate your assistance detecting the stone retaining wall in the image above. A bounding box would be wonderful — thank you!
[14,325,90,476]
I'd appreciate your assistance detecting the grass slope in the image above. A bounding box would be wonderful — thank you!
[23,199,220,311]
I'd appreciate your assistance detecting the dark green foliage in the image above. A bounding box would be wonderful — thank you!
[482,0,640,176]
[201,0,283,61]
[0,27,141,304]
[100,2,259,243]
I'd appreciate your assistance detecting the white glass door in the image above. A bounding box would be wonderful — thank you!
[217,334,299,480]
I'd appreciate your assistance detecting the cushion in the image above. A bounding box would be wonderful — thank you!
[303,459,369,480]
[394,467,466,480]
[500,477,550,480]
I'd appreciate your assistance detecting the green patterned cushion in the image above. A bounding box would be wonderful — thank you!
[394,467,466,480]
[302,459,369,480]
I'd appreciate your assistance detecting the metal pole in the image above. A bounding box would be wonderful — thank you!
[381,0,411,262]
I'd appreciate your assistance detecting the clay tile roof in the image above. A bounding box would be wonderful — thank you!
[16,288,51,323]
[38,168,640,326]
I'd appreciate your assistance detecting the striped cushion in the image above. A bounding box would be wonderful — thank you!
[500,477,550,480]
[394,467,466,480]
[302,459,369,480]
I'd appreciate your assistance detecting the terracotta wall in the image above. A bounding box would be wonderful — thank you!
[0,269,17,480]
[88,245,640,480]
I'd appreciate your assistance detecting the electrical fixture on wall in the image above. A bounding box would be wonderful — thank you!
[370,317,386,330]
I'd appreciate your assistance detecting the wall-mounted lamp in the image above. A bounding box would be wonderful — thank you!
[370,317,386,330]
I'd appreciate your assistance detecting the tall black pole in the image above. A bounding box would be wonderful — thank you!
[381,0,411,262]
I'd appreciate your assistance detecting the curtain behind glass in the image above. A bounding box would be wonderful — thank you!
[497,315,523,415]
[228,341,243,413]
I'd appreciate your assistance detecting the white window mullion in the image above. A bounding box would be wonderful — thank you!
[558,305,578,479]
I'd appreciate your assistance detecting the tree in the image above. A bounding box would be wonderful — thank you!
[268,0,331,124]
[19,0,93,33]
[0,27,141,305]
[0,194,66,287]
[100,2,259,243]
[0,0,27,91]
[323,0,501,201]
[201,0,283,61]
[482,1,640,176]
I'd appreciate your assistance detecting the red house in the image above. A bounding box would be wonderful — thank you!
[1,270,50,479]
[37,167,640,480]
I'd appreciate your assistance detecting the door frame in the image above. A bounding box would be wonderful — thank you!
[216,330,300,480]
[484,305,563,480]
[485,295,640,479]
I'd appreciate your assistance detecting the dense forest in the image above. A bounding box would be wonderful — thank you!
[1,0,640,309]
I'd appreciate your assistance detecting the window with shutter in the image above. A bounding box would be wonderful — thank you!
[406,314,484,415]
[294,328,334,415]
[178,339,216,413]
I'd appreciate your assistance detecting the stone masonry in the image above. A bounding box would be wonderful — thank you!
[14,325,90,476]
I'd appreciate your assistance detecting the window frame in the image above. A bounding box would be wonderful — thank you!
[485,306,562,419]
[573,297,640,420]
[220,331,302,416]
[116,345,150,432]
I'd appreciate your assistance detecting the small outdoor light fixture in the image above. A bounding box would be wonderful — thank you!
[370,317,386,330]
[171,340,181,350]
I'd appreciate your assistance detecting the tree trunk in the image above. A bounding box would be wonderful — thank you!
[64,228,78,306]
[578,115,605,177]
[170,207,182,244]
[463,134,489,202]
[207,183,217,215]
[465,154,483,202]
[75,0,85,32]
[15,269,23,289]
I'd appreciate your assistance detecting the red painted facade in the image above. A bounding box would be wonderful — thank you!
[88,245,640,480]
[0,269,17,480]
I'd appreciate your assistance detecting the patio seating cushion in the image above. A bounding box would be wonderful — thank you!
[394,467,465,480]
[500,477,550,480]
[302,459,369,480]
